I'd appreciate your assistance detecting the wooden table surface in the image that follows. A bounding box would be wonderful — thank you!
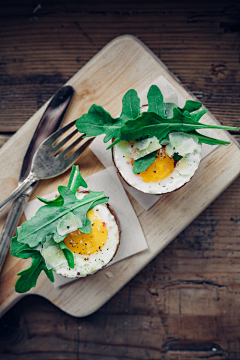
[0,1,240,359]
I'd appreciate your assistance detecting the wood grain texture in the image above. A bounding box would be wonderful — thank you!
[0,1,240,359]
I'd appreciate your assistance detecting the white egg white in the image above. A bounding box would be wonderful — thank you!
[112,132,202,194]
[41,197,120,278]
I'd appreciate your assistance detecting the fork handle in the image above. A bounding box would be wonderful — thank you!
[0,172,38,213]
[0,193,29,272]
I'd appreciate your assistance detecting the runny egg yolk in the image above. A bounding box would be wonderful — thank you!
[63,209,108,255]
[136,148,175,183]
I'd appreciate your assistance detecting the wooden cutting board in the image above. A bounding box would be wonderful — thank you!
[0,35,239,317]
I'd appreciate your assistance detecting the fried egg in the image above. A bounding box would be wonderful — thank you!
[41,194,120,278]
[112,132,202,194]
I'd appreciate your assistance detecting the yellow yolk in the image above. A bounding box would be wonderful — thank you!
[63,209,108,255]
[137,148,175,183]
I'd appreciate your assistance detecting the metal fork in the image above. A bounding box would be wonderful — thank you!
[0,120,94,213]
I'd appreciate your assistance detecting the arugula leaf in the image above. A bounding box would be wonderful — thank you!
[11,237,54,293]
[189,109,208,122]
[133,150,158,174]
[186,130,231,146]
[165,102,177,118]
[75,104,124,143]
[76,90,141,145]
[76,86,239,148]
[106,138,121,150]
[15,252,54,293]
[67,164,87,193]
[147,85,165,117]
[59,242,74,269]
[43,265,54,282]
[120,89,140,120]
[75,85,239,174]
[10,236,38,259]
[37,165,87,206]
[120,108,239,145]
[18,187,108,248]
[180,100,202,113]
[173,153,183,162]
[37,195,64,207]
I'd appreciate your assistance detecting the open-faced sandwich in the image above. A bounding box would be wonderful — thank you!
[10,166,121,293]
[76,85,239,194]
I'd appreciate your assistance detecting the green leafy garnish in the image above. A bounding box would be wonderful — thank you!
[37,164,87,206]
[120,89,140,120]
[15,253,54,293]
[67,166,87,193]
[59,242,74,269]
[76,84,239,146]
[10,236,54,293]
[10,235,37,259]
[147,85,165,117]
[184,130,233,146]
[18,186,108,248]
[10,165,108,293]
[133,150,158,174]
[173,153,183,162]
[180,100,202,113]
[76,84,239,172]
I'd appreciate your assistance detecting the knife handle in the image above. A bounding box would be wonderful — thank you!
[0,172,38,213]
[0,194,29,272]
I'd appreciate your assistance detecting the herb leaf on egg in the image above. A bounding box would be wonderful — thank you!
[75,85,239,173]
[173,153,183,162]
[133,150,159,174]
[17,187,108,248]
[59,242,75,269]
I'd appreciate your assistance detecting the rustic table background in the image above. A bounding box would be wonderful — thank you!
[0,1,240,359]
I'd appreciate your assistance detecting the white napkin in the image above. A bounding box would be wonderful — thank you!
[90,75,219,210]
[24,167,148,287]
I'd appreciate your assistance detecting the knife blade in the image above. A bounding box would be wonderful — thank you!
[0,85,75,272]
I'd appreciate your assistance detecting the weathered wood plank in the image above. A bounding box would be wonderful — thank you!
[0,2,240,132]
[0,1,240,360]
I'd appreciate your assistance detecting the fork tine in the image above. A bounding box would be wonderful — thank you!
[43,120,76,146]
[53,128,81,154]
[62,137,95,164]
[58,134,87,159]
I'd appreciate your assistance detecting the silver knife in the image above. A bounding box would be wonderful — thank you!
[0,85,74,272]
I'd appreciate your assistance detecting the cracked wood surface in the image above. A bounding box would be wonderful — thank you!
[0,1,240,359]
